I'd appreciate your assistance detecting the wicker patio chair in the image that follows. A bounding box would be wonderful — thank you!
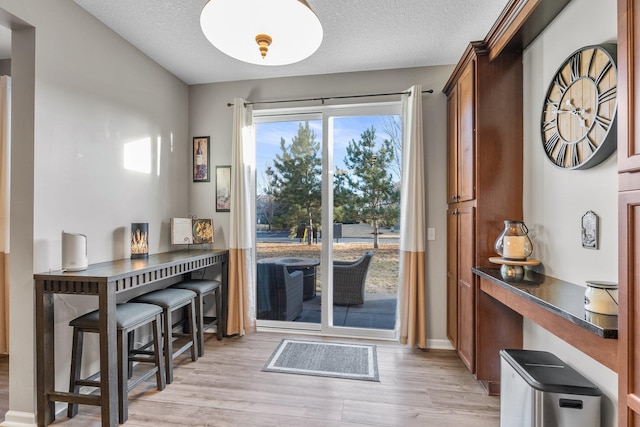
[333,251,374,305]
[256,261,304,321]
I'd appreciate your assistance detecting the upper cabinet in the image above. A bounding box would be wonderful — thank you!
[448,60,476,204]
[619,0,640,176]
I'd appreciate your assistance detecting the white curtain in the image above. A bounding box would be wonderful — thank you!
[0,76,10,354]
[398,85,427,349]
[226,97,256,336]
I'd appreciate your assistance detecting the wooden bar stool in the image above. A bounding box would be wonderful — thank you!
[131,288,198,383]
[171,279,223,356]
[67,302,165,424]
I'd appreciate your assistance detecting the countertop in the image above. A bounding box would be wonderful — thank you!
[473,267,617,339]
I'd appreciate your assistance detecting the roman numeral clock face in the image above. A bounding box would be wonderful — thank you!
[541,44,618,169]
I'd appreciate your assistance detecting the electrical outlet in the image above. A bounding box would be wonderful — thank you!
[427,228,436,241]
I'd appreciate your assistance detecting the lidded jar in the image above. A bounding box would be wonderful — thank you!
[494,220,533,261]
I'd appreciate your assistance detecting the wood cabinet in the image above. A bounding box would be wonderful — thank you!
[446,208,458,348]
[444,42,523,388]
[456,206,475,372]
[447,62,475,204]
[618,1,640,425]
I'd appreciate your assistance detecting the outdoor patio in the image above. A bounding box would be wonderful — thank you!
[296,292,397,330]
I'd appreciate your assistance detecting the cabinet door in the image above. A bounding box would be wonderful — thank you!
[457,206,475,373]
[447,90,459,203]
[619,189,640,426]
[457,61,475,202]
[619,0,640,173]
[446,208,458,347]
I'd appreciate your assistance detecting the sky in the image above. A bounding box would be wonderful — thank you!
[255,115,400,193]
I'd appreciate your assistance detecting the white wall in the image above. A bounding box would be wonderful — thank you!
[189,65,453,347]
[0,0,190,423]
[522,0,618,425]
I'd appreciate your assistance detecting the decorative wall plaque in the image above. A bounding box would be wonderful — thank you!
[581,210,598,249]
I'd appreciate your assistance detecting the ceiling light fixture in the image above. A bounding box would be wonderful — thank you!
[200,0,323,66]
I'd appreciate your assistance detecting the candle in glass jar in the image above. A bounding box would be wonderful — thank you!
[503,235,526,259]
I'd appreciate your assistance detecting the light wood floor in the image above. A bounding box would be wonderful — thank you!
[5,333,500,426]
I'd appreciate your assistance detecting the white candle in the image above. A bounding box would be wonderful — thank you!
[503,235,525,259]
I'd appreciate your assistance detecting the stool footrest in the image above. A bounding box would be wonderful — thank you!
[75,379,101,388]
[127,368,161,393]
[172,341,193,359]
[129,355,156,363]
[49,391,101,406]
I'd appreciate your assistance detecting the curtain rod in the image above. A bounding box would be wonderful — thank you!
[225,89,434,107]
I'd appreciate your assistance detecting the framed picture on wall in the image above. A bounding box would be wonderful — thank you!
[193,136,210,182]
[216,165,231,212]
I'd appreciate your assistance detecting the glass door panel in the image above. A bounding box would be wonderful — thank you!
[329,114,400,334]
[254,106,401,339]
[255,117,322,328]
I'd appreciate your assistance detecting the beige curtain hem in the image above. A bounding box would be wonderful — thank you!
[399,250,427,349]
[226,248,255,336]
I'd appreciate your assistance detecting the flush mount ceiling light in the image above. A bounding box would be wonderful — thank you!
[200,0,323,66]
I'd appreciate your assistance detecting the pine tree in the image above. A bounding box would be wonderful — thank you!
[344,126,399,248]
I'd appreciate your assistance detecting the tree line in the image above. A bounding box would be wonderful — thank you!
[257,119,400,248]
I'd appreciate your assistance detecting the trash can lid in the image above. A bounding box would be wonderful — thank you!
[500,349,602,396]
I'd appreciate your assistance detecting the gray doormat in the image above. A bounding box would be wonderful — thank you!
[262,339,379,382]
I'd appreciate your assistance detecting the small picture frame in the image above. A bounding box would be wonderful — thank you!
[193,136,210,182]
[216,165,231,212]
[581,210,598,249]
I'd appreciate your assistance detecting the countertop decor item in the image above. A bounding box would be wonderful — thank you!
[488,257,541,282]
[494,220,533,261]
[584,280,618,315]
[492,220,539,281]
[130,222,149,259]
[61,231,88,272]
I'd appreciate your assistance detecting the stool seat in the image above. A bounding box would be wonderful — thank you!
[132,288,196,308]
[172,279,220,295]
[172,279,223,355]
[131,287,198,383]
[70,303,162,330]
[67,302,165,424]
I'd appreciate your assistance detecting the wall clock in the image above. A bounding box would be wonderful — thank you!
[541,44,617,170]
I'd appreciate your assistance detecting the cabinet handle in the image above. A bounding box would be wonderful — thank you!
[451,209,459,216]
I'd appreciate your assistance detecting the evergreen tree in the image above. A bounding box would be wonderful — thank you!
[344,126,399,248]
[270,122,322,236]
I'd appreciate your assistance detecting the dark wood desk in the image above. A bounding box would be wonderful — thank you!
[34,249,228,427]
[472,267,618,394]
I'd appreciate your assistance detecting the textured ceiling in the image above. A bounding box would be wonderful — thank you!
[72,0,511,85]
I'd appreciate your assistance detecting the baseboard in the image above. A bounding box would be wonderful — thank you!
[427,338,455,350]
[0,410,36,427]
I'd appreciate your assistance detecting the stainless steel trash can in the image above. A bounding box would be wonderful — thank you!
[500,349,601,427]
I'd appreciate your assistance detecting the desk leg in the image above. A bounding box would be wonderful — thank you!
[98,285,118,427]
[221,258,228,337]
[36,281,54,426]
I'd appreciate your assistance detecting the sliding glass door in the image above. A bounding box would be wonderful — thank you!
[254,104,400,339]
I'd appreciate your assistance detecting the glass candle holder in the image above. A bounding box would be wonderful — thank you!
[494,220,533,261]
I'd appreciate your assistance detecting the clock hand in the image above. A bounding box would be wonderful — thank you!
[565,99,588,119]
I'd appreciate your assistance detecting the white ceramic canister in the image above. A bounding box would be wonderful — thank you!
[584,280,618,315]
